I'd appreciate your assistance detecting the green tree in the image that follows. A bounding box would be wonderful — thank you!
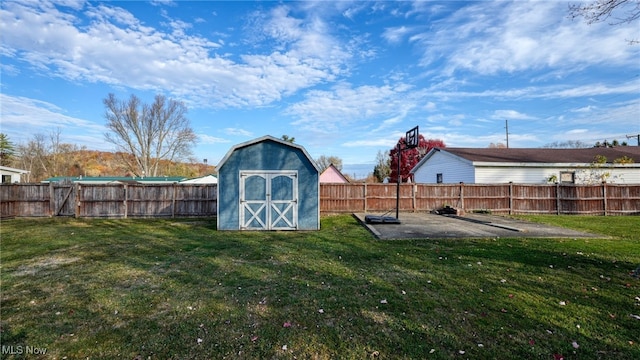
[281,135,295,143]
[0,133,16,166]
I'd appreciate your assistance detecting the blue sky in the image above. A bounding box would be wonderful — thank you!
[1,0,639,178]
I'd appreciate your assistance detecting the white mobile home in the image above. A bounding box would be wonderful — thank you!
[0,166,30,183]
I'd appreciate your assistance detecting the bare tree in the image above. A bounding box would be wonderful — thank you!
[315,155,343,173]
[373,150,391,183]
[542,140,591,148]
[569,0,640,43]
[14,129,82,182]
[569,0,640,24]
[103,93,197,177]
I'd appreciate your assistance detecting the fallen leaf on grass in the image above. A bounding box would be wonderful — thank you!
[197,338,203,344]
[572,341,579,349]
[553,354,564,360]
[283,322,292,328]
[380,299,388,304]
[630,314,640,320]
[251,336,258,342]
[559,301,566,306]
[282,345,287,351]
[318,309,324,313]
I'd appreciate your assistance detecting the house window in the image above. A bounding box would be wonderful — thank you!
[1,175,11,184]
[436,173,443,184]
[560,171,575,184]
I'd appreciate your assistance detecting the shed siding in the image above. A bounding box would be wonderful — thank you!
[218,140,319,230]
[413,151,474,184]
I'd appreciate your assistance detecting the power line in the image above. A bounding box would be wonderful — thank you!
[627,134,640,146]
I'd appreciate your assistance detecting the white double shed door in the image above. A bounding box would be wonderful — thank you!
[239,171,298,230]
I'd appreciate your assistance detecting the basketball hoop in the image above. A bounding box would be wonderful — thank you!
[405,126,419,149]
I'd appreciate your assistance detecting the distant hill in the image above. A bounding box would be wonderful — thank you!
[11,149,215,183]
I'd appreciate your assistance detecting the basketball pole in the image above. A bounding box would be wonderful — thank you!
[396,126,419,221]
[396,141,401,219]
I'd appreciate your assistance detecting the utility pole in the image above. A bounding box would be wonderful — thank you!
[505,119,509,148]
[626,134,640,146]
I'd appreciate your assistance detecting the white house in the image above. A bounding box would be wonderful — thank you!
[411,147,640,184]
[179,174,218,184]
[0,166,30,183]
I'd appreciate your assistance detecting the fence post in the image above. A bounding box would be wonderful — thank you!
[412,183,416,212]
[123,184,128,219]
[363,183,367,213]
[602,182,607,216]
[74,183,80,218]
[49,182,54,217]
[509,181,513,215]
[556,182,560,215]
[459,182,465,211]
[172,183,177,218]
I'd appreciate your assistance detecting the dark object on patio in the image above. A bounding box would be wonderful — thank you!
[365,215,401,224]
[433,205,464,216]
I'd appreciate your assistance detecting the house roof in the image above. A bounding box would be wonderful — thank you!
[42,176,186,184]
[319,164,349,183]
[179,174,218,184]
[412,146,640,173]
[0,165,30,174]
[442,147,640,164]
[216,135,321,173]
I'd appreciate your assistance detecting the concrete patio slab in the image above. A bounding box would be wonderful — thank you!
[354,212,601,240]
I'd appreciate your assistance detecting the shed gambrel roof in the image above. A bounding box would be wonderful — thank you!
[216,135,321,172]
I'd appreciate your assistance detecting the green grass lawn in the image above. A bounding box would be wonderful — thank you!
[1,215,639,359]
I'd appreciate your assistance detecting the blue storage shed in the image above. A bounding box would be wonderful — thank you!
[217,136,320,231]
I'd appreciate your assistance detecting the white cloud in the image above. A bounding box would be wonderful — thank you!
[492,110,535,120]
[411,1,639,75]
[286,83,421,134]
[198,134,230,144]
[223,128,253,137]
[382,26,412,44]
[0,93,106,145]
[0,1,351,110]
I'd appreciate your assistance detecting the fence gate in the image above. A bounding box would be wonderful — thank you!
[239,171,298,230]
[53,183,76,216]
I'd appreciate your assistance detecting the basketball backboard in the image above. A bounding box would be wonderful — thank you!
[405,126,419,149]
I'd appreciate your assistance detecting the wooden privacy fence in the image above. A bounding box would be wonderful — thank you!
[0,183,217,218]
[320,183,640,216]
[1,182,639,218]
